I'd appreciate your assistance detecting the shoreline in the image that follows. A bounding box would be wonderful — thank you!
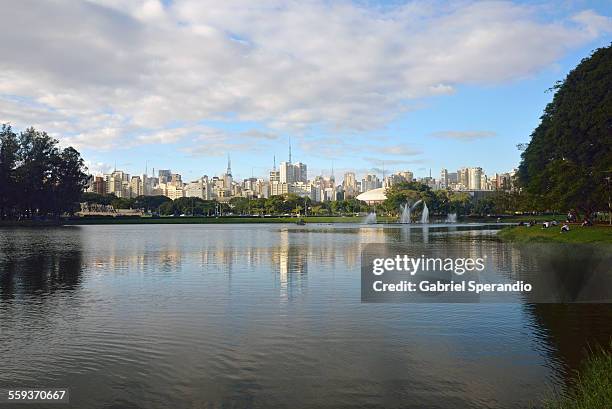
[0,214,552,226]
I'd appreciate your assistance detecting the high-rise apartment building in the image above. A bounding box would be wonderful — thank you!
[186,176,211,200]
[468,167,482,190]
[398,171,414,182]
[440,169,448,188]
[130,176,143,197]
[458,168,469,189]
[361,174,381,192]
[342,172,357,198]
[279,161,294,183]
[294,162,307,183]
[158,169,171,184]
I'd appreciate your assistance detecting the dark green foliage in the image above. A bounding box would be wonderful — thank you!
[0,125,89,219]
[383,182,475,216]
[81,192,116,206]
[518,44,612,219]
[133,195,171,212]
[158,197,223,216]
[384,182,433,213]
[0,125,19,219]
[80,193,173,214]
[226,194,369,216]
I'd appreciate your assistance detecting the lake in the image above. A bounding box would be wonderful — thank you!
[1,224,611,408]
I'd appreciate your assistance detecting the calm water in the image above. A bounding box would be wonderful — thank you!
[1,224,611,409]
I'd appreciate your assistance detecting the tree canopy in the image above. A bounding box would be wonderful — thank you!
[383,182,477,216]
[517,44,612,218]
[0,125,89,219]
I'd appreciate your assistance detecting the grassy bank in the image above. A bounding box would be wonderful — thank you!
[57,215,397,225]
[498,225,612,243]
[473,214,566,223]
[544,345,612,409]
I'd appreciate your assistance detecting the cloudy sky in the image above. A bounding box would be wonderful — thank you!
[1,0,610,181]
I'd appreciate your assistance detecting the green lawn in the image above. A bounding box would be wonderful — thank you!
[544,345,612,409]
[471,214,567,223]
[498,225,612,243]
[61,215,397,225]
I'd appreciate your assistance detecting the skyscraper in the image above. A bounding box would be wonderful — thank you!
[158,169,171,184]
[440,169,448,188]
[279,161,294,183]
[468,167,482,190]
[342,172,357,197]
[294,162,307,183]
[223,154,233,189]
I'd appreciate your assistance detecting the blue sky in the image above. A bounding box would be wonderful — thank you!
[0,0,610,182]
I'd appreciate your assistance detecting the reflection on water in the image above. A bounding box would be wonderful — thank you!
[0,224,611,409]
[0,227,84,299]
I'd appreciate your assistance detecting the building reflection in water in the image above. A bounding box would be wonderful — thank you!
[273,228,307,300]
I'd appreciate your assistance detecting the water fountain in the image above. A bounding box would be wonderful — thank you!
[399,204,411,224]
[363,212,377,224]
[445,213,457,223]
[420,202,429,223]
[399,199,427,224]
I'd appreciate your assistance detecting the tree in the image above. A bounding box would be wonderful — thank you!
[383,182,437,215]
[448,192,472,215]
[51,147,89,215]
[111,197,135,210]
[265,195,285,214]
[133,195,171,213]
[0,125,19,219]
[229,197,250,214]
[1,125,88,219]
[16,128,60,217]
[159,201,177,216]
[81,192,117,206]
[473,198,496,216]
[518,44,612,220]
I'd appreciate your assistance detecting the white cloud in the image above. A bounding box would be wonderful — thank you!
[378,145,423,156]
[429,130,497,140]
[0,0,609,153]
[180,127,278,157]
[84,160,114,176]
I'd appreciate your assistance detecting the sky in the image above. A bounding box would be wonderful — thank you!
[0,0,610,182]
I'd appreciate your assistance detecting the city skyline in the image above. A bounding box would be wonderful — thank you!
[89,141,516,203]
[88,143,514,188]
[1,1,611,181]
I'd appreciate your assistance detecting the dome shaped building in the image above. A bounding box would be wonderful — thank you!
[356,188,387,205]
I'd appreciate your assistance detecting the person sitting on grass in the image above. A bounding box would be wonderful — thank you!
[581,218,593,227]
[542,221,550,228]
[561,223,570,233]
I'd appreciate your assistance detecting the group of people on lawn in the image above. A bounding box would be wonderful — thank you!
[517,211,593,233]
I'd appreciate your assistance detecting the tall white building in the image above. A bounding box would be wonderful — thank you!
[361,174,381,192]
[342,172,357,198]
[468,167,482,190]
[279,161,294,183]
[398,171,414,182]
[130,176,143,197]
[186,176,211,200]
[440,169,449,188]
